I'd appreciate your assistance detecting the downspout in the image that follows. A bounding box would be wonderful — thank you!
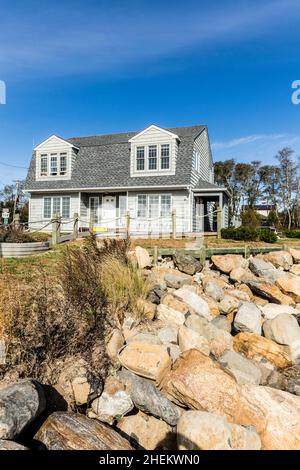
[188,185,192,233]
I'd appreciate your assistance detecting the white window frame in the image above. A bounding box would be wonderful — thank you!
[38,151,69,178]
[43,196,71,219]
[136,193,172,219]
[134,143,172,173]
[148,145,158,171]
[136,146,145,171]
[160,144,170,170]
[89,196,100,224]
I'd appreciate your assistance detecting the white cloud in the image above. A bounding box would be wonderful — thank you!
[212,133,288,150]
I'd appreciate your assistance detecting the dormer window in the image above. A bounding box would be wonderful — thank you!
[50,154,58,176]
[40,154,48,176]
[60,153,67,175]
[161,144,170,169]
[39,152,69,177]
[136,146,145,171]
[148,145,157,170]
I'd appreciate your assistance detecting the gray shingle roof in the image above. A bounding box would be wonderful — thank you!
[25,125,206,191]
[193,178,224,190]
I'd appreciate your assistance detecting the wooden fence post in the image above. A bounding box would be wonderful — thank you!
[126,211,130,238]
[14,213,20,228]
[153,246,158,266]
[73,213,79,240]
[199,246,206,266]
[217,208,222,239]
[172,209,176,239]
[89,212,94,233]
[52,214,61,245]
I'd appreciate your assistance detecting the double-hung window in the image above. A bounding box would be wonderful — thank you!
[40,152,68,177]
[148,145,157,170]
[137,194,172,219]
[161,144,170,169]
[60,153,67,175]
[89,197,99,224]
[52,196,61,216]
[62,196,70,218]
[149,195,159,218]
[160,194,172,217]
[40,154,48,176]
[136,146,145,171]
[43,196,71,219]
[137,194,147,218]
[43,197,52,219]
[50,154,58,176]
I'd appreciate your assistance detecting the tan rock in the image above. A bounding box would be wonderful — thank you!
[233,332,292,369]
[106,329,124,361]
[211,255,248,274]
[103,376,125,395]
[173,288,212,320]
[35,412,133,450]
[230,268,255,283]
[161,350,240,420]
[276,276,300,302]
[263,251,293,271]
[219,295,240,315]
[117,412,174,450]
[135,246,151,269]
[118,341,172,384]
[239,284,254,299]
[136,299,156,320]
[156,304,186,326]
[290,264,300,275]
[178,326,210,356]
[247,281,295,305]
[252,295,269,307]
[227,288,251,302]
[201,276,229,289]
[229,423,261,450]
[161,294,189,314]
[289,248,300,264]
[201,294,220,316]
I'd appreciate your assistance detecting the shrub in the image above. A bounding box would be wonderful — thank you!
[285,229,300,239]
[259,229,278,243]
[241,209,262,228]
[0,226,34,243]
[221,226,258,241]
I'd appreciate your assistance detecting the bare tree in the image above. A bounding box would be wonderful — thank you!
[276,148,298,230]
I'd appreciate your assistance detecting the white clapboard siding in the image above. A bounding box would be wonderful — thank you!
[191,128,214,187]
[35,136,77,181]
[29,193,80,232]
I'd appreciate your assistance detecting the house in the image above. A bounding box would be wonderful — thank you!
[25,124,229,235]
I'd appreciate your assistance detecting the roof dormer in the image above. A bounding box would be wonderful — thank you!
[34,135,78,181]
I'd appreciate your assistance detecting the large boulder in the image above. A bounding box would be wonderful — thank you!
[247,281,295,305]
[157,326,178,345]
[276,277,300,303]
[185,315,233,358]
[261,303,299,320]
[289,248,300,264]
[117,412,175,450]
[218,350,262,385]
[263,251,293,271]
[219,295,241,315]
[211,315,232,333]
[177,410,261,450]
[204,281,224,302]
[173,288,212,321]
[233,332,292,369]
[0,379,46,439]
[233,301,262,335]
[267,365,300,396]
[135,246,151,269]
[178,325,210,356]
[156,304,186,326]
[161,293,189,314]
[290,264,300,275]
[248,257,278,279]
[263,313,300,362]
[35,412,133,450]
[230,267,255,283]
[173,251,202,275]
[0,440,28,450]
[164,273,192,289]
[211,255,248,274]
[118,341,172,384]
[106,329,124,361]
[118,369,180,426]
[91,391,133,425]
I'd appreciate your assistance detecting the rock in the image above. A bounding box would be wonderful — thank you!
[185,315,232,358]
[262,303,299,320]
[228,288,251,302]
[156,304,186,326]
[161,350,240,418]
[161,293,189,314]
[236,384,300,450]
[233,332,292,369]
[0,340,5,365]
[247,281,295,305]
[56,357,101,407]
[35,412,133,450]
[91,391,133,425]
[239,284,254,299]
[201,275,229,289]
[211,255,248,274]
[276,276,300,302]
[0,440,28,450]
[135,246,151,269]
[103,376,125,395]
[164,273,192,289]
[118,341,172,384]
[290,264,300,275]
[249,257,277,278]
[201,294,220,317]
[263,313,300,346]
[233,301,262,335]
[136,299,156,320]
[289,248,300,264]
[263,251,293,271]
[218,350,262,385]
[127,332,161,345]
[219,295,240,315]
[106,329,124,361]
[267,365,300,396]
[173,288,212,321]
[166,343,181,362]
[212,315,232,333]
[253,358,275,385]
[178,325,210,356]
[177,411,261,450]
[230,267,254,283]
[118,369,180,425]
[117,412,174,450]
[0,379,45,439]
[252,295,269,306]
[204,281,224,302]
[173,251,202,275]
[158,326,178,345]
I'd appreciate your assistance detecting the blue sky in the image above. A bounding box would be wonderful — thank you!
[1,0,300,186]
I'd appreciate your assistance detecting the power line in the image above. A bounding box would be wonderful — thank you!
[0,161,28,169]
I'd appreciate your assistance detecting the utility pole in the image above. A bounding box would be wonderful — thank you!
[12,180,20,223]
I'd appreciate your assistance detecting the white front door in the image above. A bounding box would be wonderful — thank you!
[102,195,116,229]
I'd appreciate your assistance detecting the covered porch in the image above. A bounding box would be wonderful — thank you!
[192,189,229,233]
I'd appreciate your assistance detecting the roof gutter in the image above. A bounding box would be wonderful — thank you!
[25,184,189,193]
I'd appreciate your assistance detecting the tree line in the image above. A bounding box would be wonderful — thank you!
[214,147,300,229]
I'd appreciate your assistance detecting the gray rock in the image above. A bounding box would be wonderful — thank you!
[91,391,133,424]
[262,303,299,320]
[0,379,46,439]
[248,257,288,283]
[204,281,224,302]
[173,251,203,276]
[0,440,28,450]
[263,313,300,347]
[164,274,192,289]
[118,369,180,426]
[234,301,262,335]
[158,326,178,345]
[127,332,161,345]
[211,315,232,333]
[173,288,212,321]
[219,295,241,314]
[165,343,181,362]
[267,366,300,396]
[218,350,262,385]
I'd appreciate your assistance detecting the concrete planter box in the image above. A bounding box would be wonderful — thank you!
[0,241,50,258]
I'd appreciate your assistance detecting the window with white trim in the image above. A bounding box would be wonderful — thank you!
[43,196,71,219]
[136,146,145,171]
[40,154,48,176]
[89,197,99,224]
[60,153,67,175]
[136,194,172,219]
[39,152,68,177]
[148,145,157,170]
[161,144,170,169]
[193,150,201,173]
[50,154,58,176]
